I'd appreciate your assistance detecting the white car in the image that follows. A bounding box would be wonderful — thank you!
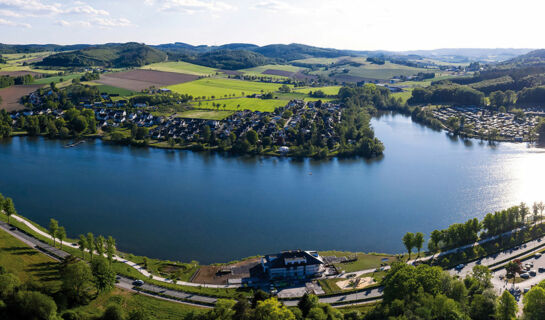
[535,252,542,258]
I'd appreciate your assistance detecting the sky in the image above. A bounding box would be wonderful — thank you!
[0,0,542,51]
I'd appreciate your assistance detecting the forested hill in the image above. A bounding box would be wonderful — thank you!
[37,43,167,68]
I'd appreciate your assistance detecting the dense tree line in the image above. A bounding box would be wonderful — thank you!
[0,74,34,88]
[408,83,485,106]
[0,109,12,138]
[80,71,100,82]
[15,107,97,138]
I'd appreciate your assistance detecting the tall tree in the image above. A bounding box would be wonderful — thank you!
[91,258,116,292]
[523,286,545,320]
[402,232,415,260]
[505,261,521,286]
[48,219,58,247]
[95,235,105,258]
[414,232,424,257]
[496,290,517,320]
[56,226,66,249]
[3,197,16,225]
[106,236,116,263]
[86,232,95,261]
[62,260,94,304]
[429,229,442,253]
[78,235,87,259]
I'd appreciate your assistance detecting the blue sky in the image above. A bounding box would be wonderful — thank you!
[0,0,542,51]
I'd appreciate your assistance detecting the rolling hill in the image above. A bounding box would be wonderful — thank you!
[37,42,166,68]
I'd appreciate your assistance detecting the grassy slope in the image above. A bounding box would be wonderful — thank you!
[168,78,290,98]
[141,61,217,76]
[311,61,429,80]
[241,64,303,73]
[0,229,204,319]
[32,73,83,85]
[319,250,400,273]
[291,57,344,65]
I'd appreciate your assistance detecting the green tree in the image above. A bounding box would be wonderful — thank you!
[15,290,57,320]
[429,229,442,253]
[496,290,517,320]
[91,258,116,292]
[402,232,415,259]
[246,130,258,145]
[297,293,319,317]
[470,290,496,320]
[48,218,59,247]
[3,197,16,225]
[106,236,116,263]
[128,309,150,320]
[95,235,105,258]
[505,261,521,286]
[414,232,424,257]
[523,286,545,320]
[62,260,94,304]
[207,299,237,319]
[78,235,87,259]
[254,298,295,320]
[56,226,66,249]
[87,232,95,260]
[0,272,20,299]
[102,304,124,320]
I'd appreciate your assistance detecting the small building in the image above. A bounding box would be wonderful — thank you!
[279,146,289,153]
[261,250,325,280]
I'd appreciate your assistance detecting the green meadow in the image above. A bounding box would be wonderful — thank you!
[168,78,290,99]
[293,86,341,95]
[177,109,234,120]
[311,60,430,80]
[141,61,218,76]
[194,97,288,112]
[32,73,83,85]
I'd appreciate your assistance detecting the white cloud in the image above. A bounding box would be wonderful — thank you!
[56,17,132,28]
[156,0,235,14]
[0,0,109,17]
[0,17,30,28]
[253,0,303,14]
[0,8,22,17]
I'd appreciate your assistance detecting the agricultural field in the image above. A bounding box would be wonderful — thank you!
[0,84,42,111]
[177,109,233,120]
[391,90,413,103]
[293,85,341,95]
[311,60,431,81]
[195,97,287,112]
[93,84,136,96]
[32,73,83,85]
[168,78,290,99]
[241,64,305,78]
[142,61,217,76]
[96,69,199,91]
[291,57,345,65]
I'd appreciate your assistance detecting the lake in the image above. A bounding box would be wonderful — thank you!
[1,113,544,264]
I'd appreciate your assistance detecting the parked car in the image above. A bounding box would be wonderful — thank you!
[538,267,545,273]
[520,273,530,279]
[455,264,465,271]
[530,270,537,277]
[535,252,542,258]
[133,280,144,286]
[524,288,530,293]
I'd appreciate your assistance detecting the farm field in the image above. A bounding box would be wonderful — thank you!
[142,61,217,76]
[195,97,287,112]
[177,109,233,120]
[168,78,290,99]
[0,84,42,111]
[32,73,83,85]
[241,64,304,78]
[291,57,345,65]
[96,69,199,91]
[391,90,413,103]
[293,85,341,95]
[311,61,430,81]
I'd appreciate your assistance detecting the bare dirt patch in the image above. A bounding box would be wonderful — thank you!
[191,258,264,285]
[262,69,294,77]
[335,277,376,290]
[96,70,198,91]
[0,85,42,111]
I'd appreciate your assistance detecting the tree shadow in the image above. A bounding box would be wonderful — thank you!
[2,246,38,256]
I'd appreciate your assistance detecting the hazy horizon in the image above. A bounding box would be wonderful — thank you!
[0,0,543,51]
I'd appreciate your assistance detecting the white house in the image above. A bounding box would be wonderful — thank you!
[261,250,325,280]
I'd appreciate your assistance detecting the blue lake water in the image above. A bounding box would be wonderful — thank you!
[1,113,544,264]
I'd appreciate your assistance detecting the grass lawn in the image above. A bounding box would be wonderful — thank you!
[293,86,341,96]
[195,97,287,112]
[311,60,430,81]
[71,288,206,320]
[142,61,217,76]
[177,109,233,120]
[95,84,136,96]
[168,78,290,99]
[0,229,61,289]
[319,251,400,273]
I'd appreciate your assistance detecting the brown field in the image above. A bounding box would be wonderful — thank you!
[96,69,198,91]
[293,71,317,81]
[0,71,45,78]
[0,85,42,111]
[262,69,294,77]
